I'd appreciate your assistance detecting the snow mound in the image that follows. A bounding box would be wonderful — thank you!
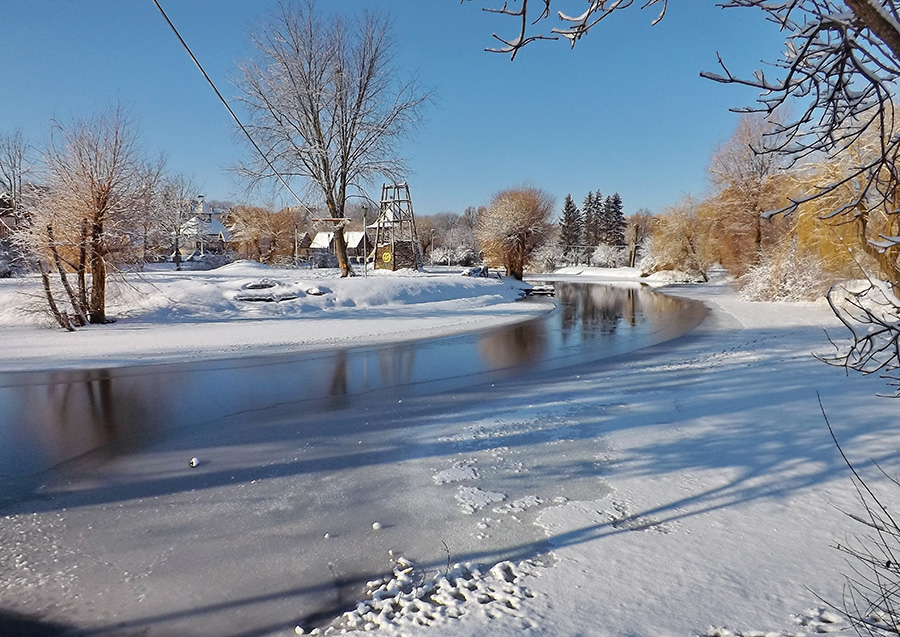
[308,557,540,635]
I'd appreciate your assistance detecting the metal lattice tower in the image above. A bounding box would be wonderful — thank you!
[371,182,422,271]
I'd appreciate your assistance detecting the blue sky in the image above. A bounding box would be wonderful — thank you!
[3,1,786,217]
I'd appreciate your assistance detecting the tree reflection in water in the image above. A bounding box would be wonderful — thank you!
[0,282,705,480]
[478,320,548,368]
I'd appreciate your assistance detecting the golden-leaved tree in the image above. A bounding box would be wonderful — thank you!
[476,186,554,280]
[20,106,158,328]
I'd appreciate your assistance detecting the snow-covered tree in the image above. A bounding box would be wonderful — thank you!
[155,173,195,269]
[558,193,583,263]
[582,190,601,248]
[477,186,554,280]
[625,208,654,268]
[597,192,625,248]
[590,243,626,268]
[17,105,157,327]
[705,114,787,274]
[638,197,712,281]
[529,242,565,273]
[236,1,428,277]
[0,129,32,220]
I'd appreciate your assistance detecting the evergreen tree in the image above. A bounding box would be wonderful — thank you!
[598,193,626,247]
[558,194,582,263]
[583,190,601,247]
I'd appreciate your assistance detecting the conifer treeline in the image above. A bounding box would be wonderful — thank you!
[558,190,625,264]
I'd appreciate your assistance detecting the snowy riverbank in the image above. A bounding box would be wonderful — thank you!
[1,265,897,637]
[0,262,548,372]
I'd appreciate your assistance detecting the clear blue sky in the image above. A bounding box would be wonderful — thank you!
[2,1,785,217]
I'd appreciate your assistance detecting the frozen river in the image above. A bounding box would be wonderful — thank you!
[0,282,706,636]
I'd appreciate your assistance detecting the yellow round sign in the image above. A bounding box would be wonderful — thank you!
[382,252,392,263]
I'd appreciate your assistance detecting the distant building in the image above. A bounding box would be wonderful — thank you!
[178,195,232,260]
[310,230,372,261]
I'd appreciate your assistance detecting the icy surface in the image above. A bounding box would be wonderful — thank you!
[1,265,897,636]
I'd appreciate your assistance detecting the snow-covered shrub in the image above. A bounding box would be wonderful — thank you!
[738,241,832,302]
[310,251,339,269]
[430,246,451,265]
[452,246,478,267]
[527,243,565,274]
[430,246,479,267]
[589,244,627,268]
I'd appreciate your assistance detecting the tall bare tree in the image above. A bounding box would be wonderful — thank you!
[155,173,195,270]
[26,105,154,325]
[0,129,32,220]
[236,0,428,277]
[705,114,788,273]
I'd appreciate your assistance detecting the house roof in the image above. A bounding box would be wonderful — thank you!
[344,231,369,249]
[182,215,232,241]
[310,231,333,249]
[311,230,370,249]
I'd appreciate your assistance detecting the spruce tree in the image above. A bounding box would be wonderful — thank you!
[606,193,626,247]
[583,191,601,247]
[597,193,625,247]
[558,194,583,263]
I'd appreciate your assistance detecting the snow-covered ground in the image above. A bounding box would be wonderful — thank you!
[0,262,545,371]
[1,263,897,637]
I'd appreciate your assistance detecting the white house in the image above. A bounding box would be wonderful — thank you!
[178,195,232,260]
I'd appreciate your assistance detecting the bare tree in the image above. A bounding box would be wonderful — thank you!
[470,1,900,217]
[477,186,554,279]
[235,0,428,277]
[22,105,155,326]
[707,114,786,261]
[155,173,195,270]
[639,196,712,281]
[0,129,32,218]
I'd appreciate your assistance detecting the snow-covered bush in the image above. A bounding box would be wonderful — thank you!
[432,246,479,267]
[738,241,832,302]
[310,251,339,269]
[527,243,565,274]
[452,245,478,267]
[589,244,627,268]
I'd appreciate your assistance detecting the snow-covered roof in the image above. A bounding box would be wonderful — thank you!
[344,231,369,249]
[182,215,232,241]
[311,231,333,249]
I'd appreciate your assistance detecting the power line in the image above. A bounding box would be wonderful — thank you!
[151,0,312,214]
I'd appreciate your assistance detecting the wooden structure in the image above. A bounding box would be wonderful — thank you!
[371,183,422,271]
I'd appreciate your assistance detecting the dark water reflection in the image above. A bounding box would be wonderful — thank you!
[0,282,706,479]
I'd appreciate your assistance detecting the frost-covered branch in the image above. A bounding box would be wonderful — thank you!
[820,279,900,395]
[466,0,666,58]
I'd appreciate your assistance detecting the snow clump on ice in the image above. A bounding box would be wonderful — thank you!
[305,556,539,634]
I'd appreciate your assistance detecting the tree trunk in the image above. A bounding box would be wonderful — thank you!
[47,225,87,326]
[78,218,88,311]
[88,219,107,324]
[333,224,354,277]
[39,261,75,331]
[855,203,900,285]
